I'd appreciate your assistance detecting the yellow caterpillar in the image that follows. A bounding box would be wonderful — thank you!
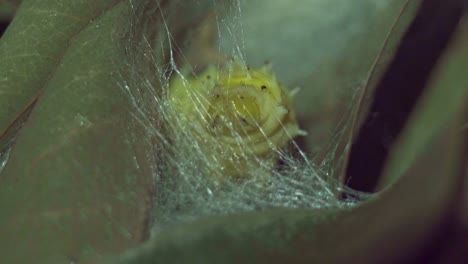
[168,58,305,181]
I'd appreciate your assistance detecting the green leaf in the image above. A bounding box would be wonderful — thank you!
[0,0,152,263]
[2,0,463,263]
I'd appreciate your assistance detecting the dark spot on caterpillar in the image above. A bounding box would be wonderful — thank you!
[207,75,211,79]
[241,118,248,125]
[215,94,220,98]
[240,96,245,99]
[261,85,267,90]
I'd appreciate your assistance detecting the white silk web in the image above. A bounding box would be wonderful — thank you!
[121,0,381,234]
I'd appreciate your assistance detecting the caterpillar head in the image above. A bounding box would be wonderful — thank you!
[168,58,305,180]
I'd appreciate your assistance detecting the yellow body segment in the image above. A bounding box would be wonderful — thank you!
[168,59,302,180]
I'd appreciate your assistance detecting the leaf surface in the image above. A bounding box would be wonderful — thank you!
[0,0,152,263]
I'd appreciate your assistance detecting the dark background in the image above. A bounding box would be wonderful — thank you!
[344,0,466,192]
[0,21,8,36]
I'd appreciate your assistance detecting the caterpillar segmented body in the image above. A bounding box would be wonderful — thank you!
[168,58,304,180]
